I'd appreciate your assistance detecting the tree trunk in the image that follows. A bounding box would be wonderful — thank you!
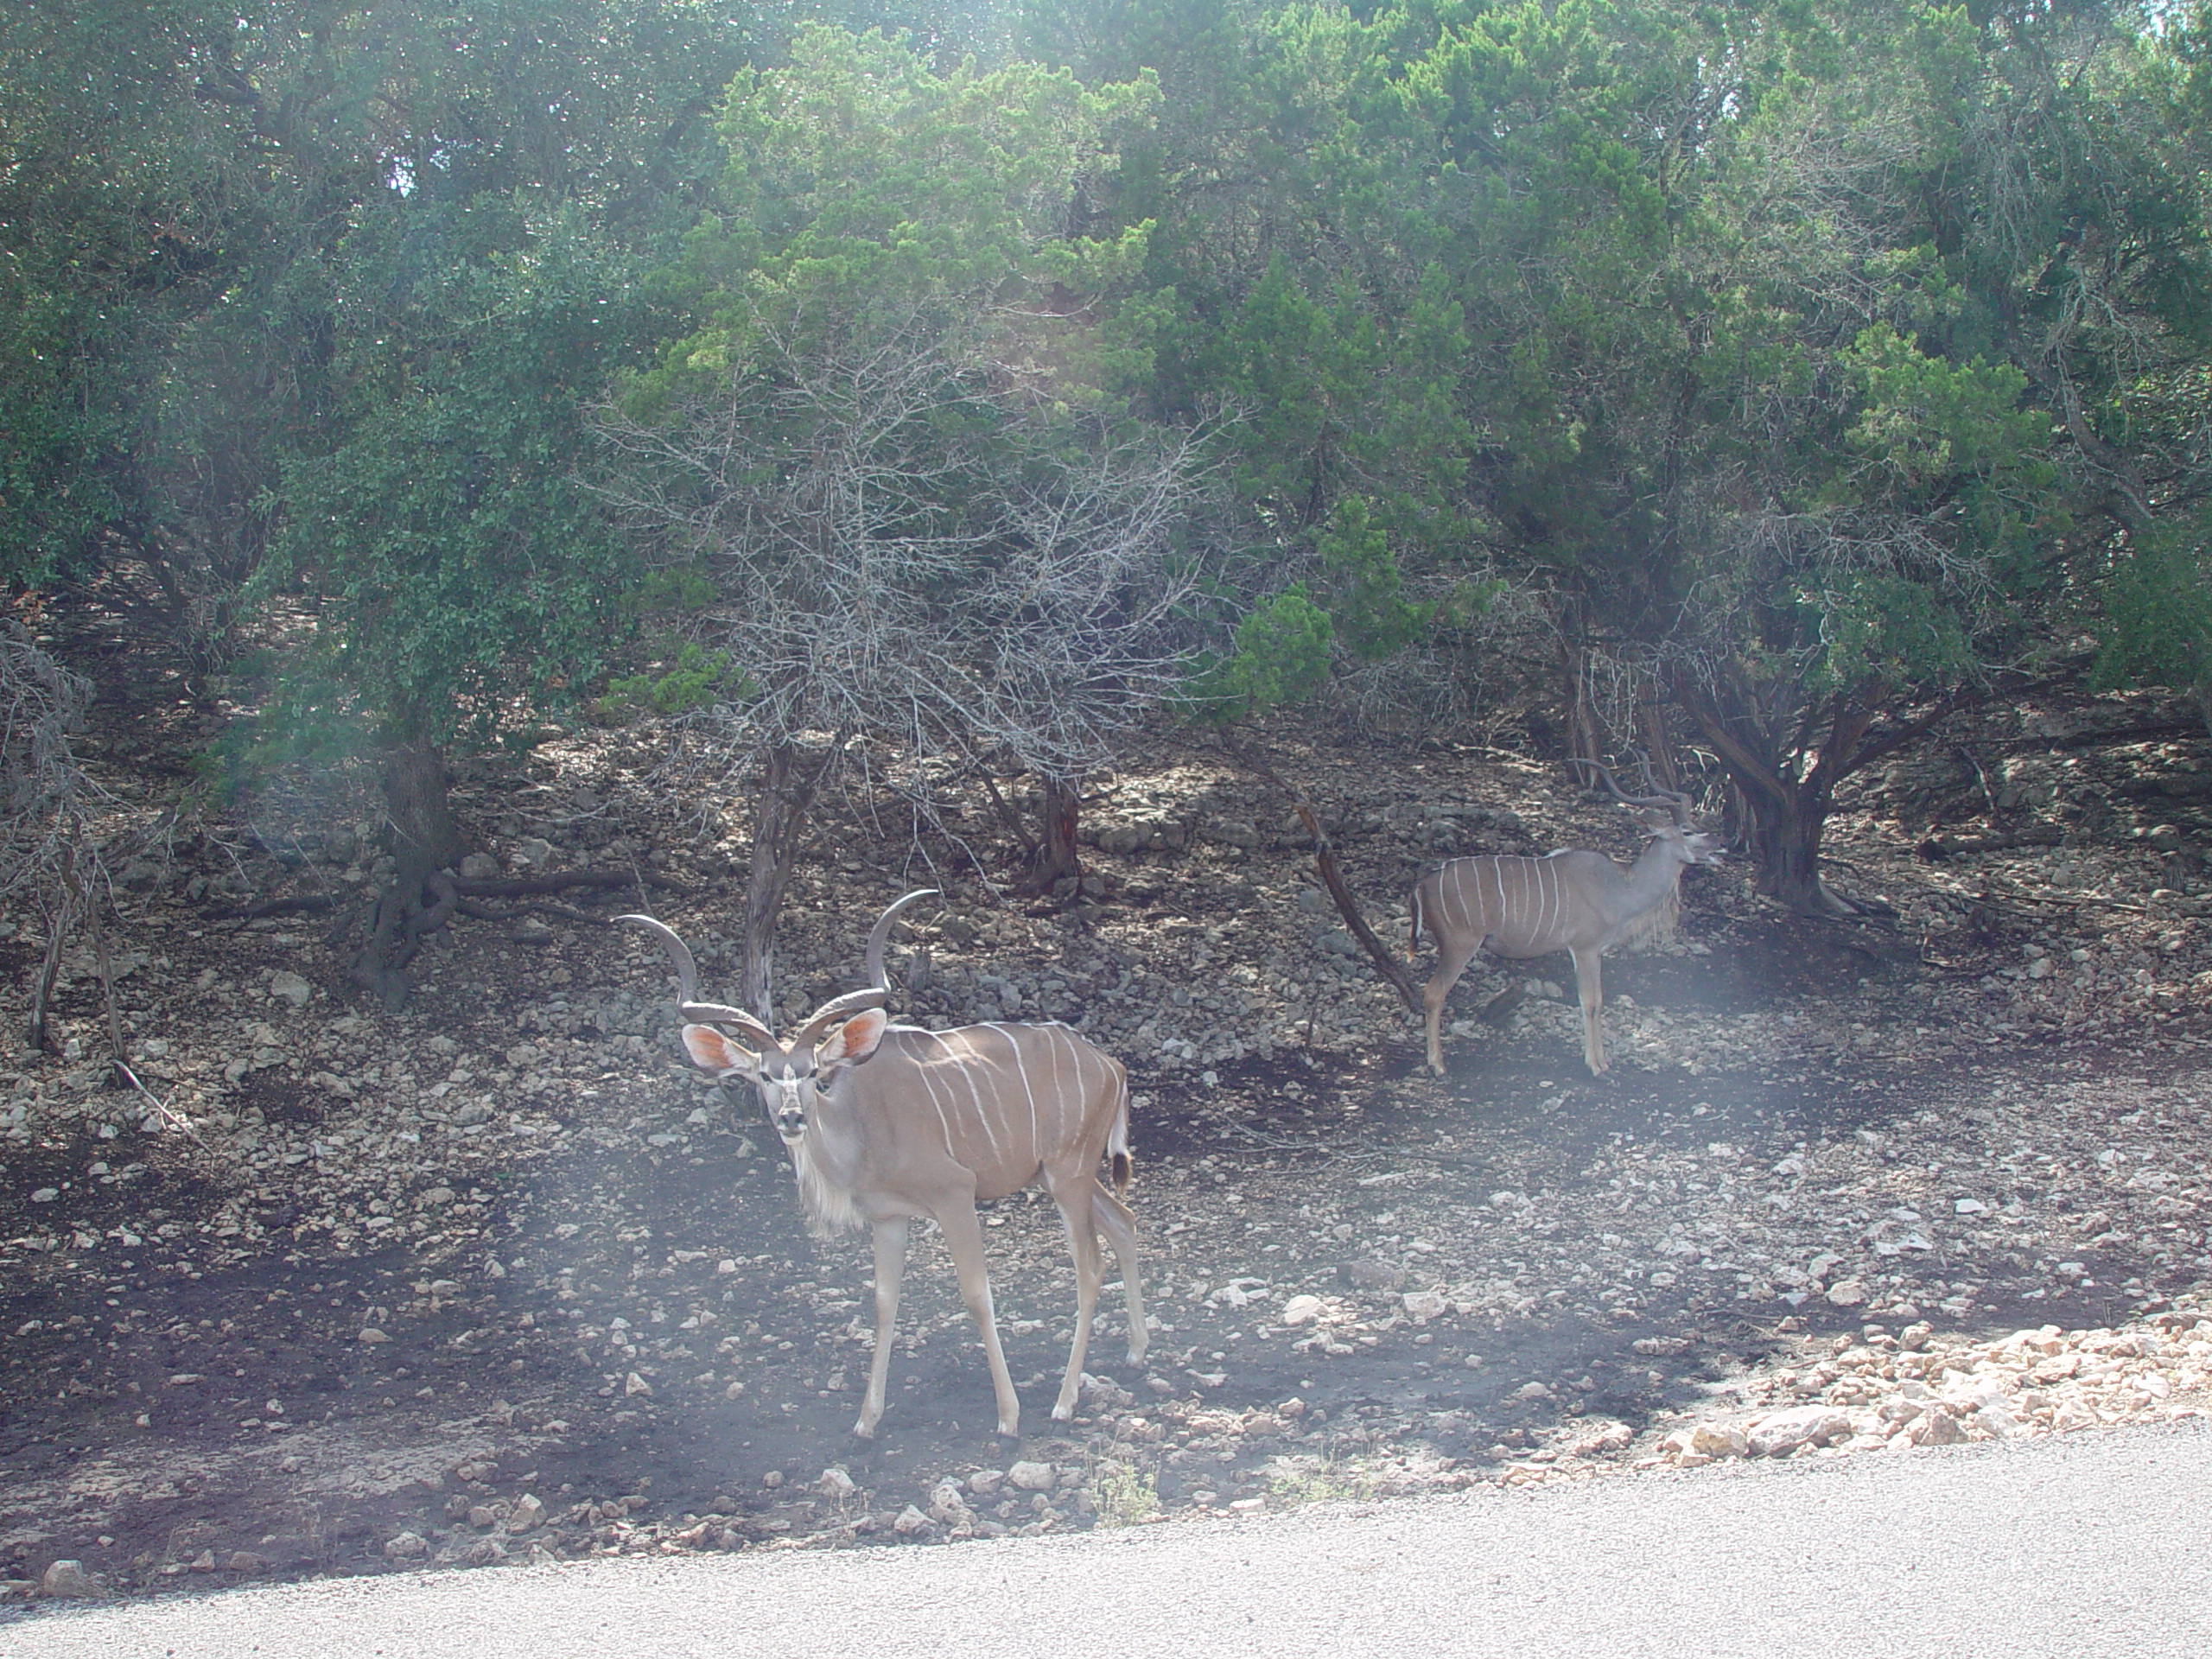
[1027,773,1084,893]
[382,738,467,879]
[1220,734,1421,1016]
[739,742,831,1020]
[1739,780,1848,916]
[1548,593,1610,766]
[1667,667,1861,918]
[1633,695,1681,789]
[350,738,467,1009]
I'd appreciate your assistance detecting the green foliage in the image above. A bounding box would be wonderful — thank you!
[1179,585,1335,722]
[1,0,750,753]
[598,641,750,720]
[1264,1452,1384,1507]
[642,24,1162,412]
[607,23,1205,812]
[632,565,720,615]
[1316,496,1425,663]
[1799,572,1975,698]
[1839,327,2046,493]
[15,0,2212,873]
[1089,1461,1161,1528]
[270,210,650,748]
[2096,522,2212,717]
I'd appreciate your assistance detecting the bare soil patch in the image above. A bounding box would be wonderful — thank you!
[4,663,2212,1607]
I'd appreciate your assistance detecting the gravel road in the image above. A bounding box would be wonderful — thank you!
[7,1414,2209,1658]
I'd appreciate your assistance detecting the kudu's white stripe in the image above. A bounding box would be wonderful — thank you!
[905,1027,964,1156]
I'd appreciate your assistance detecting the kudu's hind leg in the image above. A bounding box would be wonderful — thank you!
[855,1217,909,1438]
[1046,1167,1106,1422]
[1423,934,1485,1075]
[1090,1183,1147,1363]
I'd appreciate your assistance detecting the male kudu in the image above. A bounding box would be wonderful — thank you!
[619,890,1145,1438]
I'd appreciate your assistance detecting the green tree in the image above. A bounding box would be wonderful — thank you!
[258,3,753,1002]
[1338,0,2137,912]
[0,2,757,1000]
[601,27,1198,1011]
[1643,0,2202,910]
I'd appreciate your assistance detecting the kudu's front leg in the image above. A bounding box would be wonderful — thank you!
[1046,1168,1110,1422]
[937,1202,1023,1437]
[1571,945,1607,1075]
[855,1217,909,1438]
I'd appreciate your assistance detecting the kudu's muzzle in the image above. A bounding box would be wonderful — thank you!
[766,1075,810,1141]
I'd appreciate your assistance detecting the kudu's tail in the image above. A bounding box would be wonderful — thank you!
[1108,1071,1135,1194]
[1408,884,1425,963]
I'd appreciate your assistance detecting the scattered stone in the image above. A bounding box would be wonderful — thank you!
[1910,1409,1969,1446]
[381,1531,429,1562]
[927,1479,973,1526]
[39,1560,103,1599]
[1571,1421,1636,1458]
[9,715,2212,1571]
[1687,1422,1749,1459]
[1007,1461,1057,1492]
[1342,1261,1406,1294]
[1746,1406,1853,1459]
[1402,1290,1450,1322]
[269,970,313,1007]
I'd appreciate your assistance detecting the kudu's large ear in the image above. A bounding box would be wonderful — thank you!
[682,1023,760,1077]
[817,1007,890,1071]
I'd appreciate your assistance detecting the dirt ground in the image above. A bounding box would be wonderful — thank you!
[4,636,2212,1606]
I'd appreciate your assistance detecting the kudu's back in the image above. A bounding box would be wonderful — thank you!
[844,1020,1134,1203]
[1411,849,1626,962]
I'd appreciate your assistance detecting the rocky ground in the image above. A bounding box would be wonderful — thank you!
[3,658,2211,1609]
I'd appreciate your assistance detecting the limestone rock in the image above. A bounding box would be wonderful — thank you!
[1342,1260,1406,1294]
[1910,1408,1969,1446]
[39,1560,103,1599]
[1402,1289,1451,1322]
[927,1479,973,1526]
[1281,1294,1326,1326]
[1007,1460,1057,1491]
[1746,1405,1853,1458]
